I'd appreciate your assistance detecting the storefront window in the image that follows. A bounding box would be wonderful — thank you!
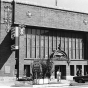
[26,28,84,60]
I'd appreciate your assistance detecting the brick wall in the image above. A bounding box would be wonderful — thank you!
[0,1,15,77]
[15,2,88,32]
[1,1,88,78]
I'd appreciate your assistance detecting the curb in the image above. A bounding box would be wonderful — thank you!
[0,80,70,87]
[70,82,88,86]
[33,83,69,87]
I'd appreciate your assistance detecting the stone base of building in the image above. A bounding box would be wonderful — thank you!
[0,77,16,82]
[0,76,74,82]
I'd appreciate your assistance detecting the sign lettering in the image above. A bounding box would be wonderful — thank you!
[11,27,19,51]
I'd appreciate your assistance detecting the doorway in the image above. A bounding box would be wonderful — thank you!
[84,65,88,75]
[55,65,66,79]
[24,65,30,77]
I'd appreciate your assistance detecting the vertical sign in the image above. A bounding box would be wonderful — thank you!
[11,27,15,40]
[11,27,19,50]
[15,27,19,49]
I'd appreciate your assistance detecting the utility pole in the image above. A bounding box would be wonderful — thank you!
[55,0,57,6]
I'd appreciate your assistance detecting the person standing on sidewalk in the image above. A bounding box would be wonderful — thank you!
[57,69,61,82]
[76,69,80,76]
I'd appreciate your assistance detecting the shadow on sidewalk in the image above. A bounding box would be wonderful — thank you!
[70,81,88,86]
[11,81,33,87]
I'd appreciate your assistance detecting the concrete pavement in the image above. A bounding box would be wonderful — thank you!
[33,80,70,88]
[0,79,70,87]
[0,79,88,88]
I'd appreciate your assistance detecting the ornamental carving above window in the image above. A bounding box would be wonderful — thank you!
[50,44,68,60]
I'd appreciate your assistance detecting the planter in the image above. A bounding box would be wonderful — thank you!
[44,78,49,84]
[33,78,49,84]
[39,78,49,84]
[39,79,43,84]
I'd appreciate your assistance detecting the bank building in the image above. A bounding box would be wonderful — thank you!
[0,0,88,81]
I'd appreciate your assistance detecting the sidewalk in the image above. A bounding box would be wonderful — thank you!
[0,79,70,87]
[33,80,70,88]
[0,81,15,86]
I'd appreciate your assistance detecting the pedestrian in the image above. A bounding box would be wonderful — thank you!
[57,69,61,82]
[50,71,54,80]
[79,68,82,76]
[76,68,82,76]
[76,69,79,76]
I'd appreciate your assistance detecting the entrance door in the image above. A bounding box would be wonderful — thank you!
[55,65,66,79]
[24,65,30,77]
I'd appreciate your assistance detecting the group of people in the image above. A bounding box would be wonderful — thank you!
[57,68,83,83]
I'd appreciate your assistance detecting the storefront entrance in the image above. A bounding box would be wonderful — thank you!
[55,65,66,79]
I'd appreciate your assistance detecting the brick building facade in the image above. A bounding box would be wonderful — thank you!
[0,1,88,80]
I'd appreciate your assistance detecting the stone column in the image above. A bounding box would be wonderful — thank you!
[66,64,70,80]
[30,61,33,74]
[74,65,76,76]
[82,65,84,76]
[52,63,55,79]
[19,25,26,78]
[85,33,88,59]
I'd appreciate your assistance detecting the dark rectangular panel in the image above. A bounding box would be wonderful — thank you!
[70,65,74,76]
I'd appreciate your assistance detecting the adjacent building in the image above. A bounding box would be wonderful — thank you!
[0,0,88,80]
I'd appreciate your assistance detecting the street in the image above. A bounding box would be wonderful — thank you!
[0,80,88,88]
[33,84,88,88]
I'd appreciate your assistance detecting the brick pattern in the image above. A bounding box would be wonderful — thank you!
[19,35,26,77]
[15,3,88,32]
[0,1,15,77]
[1,1,88,78]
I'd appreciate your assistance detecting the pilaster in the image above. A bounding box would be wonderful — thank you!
[19,25,26,78]
[82,65,84,76]
[66,65,70,79]
[74,65,76,76]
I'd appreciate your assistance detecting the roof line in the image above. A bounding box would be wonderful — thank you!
[2,0,88,15]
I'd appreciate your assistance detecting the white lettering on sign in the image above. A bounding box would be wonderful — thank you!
[11,27,19,51]
[11,27,15,40]
[11,27,19,40]
[15,27,19,37]
[11,44,15,50]
[33,60,41,72]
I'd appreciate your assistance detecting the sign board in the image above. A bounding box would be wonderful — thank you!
[11,27,19,39]
[5,66,10,74]
[11,27,19,50]
[11,27,15,40]
[33,60,41,72]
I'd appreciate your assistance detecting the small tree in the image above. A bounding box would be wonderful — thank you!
[40,59,47,78]
[32,54,54,79]
[46,57,53,78]
[40,57,53,79]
